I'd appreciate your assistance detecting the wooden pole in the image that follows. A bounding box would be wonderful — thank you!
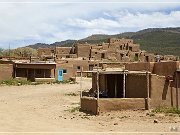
[176,72,179,109]
[97,70,99,115]
[80,67,83,107]
[14,67,16,78]
[146,72,150,110]
[80,67,83,98]
[170,81,173,107]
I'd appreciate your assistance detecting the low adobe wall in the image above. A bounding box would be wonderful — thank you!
[125,62,154,72]
[80,97,98,114]
[81,97,147,115]
[99,98,147,112]
[150,74,180,108]
[0,64,13,81]
[153,61,179,76]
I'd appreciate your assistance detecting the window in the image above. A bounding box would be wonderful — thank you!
[77,66,81,70]
[101,53,105,59]
[63,69,67,74]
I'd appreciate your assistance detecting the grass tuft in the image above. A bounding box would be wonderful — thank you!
[0,79,31,86]
[152,106,180,114]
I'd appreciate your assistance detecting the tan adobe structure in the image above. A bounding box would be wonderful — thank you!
[14,62,56,82]
[37,38,166,63]
[80,61,180,114]
[0,38,179,82]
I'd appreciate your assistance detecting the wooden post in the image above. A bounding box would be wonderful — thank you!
[170,82,174,107]
[34,69,35,81]
[123,70,126,98]
[54,69,55,78]
[14,68,16,78]
[146,72,150,110]
[176,72,179,109]
[80,67,83,92]
[97,70,99,115]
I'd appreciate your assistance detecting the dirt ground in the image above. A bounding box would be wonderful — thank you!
[0,77,180,135]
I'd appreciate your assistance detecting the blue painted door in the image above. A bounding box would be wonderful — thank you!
[58,69,63,81]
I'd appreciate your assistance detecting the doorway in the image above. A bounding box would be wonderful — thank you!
[106,74,124,98]
[58,69,63,81]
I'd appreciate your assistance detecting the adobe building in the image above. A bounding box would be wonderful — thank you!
[80,61,180,115]
[37,38,168,63]
[14,61,56,82]
[1,38,179,82]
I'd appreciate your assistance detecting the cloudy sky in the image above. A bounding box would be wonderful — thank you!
[1,0,180,48]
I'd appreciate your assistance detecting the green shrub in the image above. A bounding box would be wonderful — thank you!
[152,106,180,114]
[0,79,31,86]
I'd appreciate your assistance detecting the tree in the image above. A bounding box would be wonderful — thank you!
[0,48,3,56]
[13,47,37,57]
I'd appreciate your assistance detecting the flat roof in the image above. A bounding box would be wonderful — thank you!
[98,71,150,75]
[78,70,151,74]
[15,62,56,65]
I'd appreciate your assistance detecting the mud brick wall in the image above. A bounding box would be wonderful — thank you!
[0,64,13,80]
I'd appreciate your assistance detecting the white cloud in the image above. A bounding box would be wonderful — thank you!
[0,1,180,48]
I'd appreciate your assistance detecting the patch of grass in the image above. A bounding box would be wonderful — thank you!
[0,79,32,86]
[54,79,76,84]
[65,92,78,96]
[152,106,180,114]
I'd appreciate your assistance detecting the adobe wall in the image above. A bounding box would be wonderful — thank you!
[150,74,180,108]
[37,48,54,58]
[99,98,146,112]
[153,61,179,76]
[0,64,13,80]
[129,44,140,52]
[68,60,90,76]
[126,74,148,98]
[80,97,98,114]
[75,44,90,58]
[99,62,126,69]
[56,54,77,59]
[56,63,75,80]
[125,62,154,72]
[56,47,72,54]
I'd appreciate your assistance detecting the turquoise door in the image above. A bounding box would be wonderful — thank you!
[58,69,63,81]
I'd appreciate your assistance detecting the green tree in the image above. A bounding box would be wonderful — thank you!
[0,48,3,56]
[13,47,37,57]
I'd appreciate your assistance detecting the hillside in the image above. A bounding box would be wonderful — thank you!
[26,27,180,56]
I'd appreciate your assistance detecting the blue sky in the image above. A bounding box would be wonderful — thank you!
[1,0,180,48]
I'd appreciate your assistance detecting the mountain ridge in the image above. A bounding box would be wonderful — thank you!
[26,27,180,56]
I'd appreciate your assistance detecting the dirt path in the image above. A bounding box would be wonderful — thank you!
[0,78,180,134]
